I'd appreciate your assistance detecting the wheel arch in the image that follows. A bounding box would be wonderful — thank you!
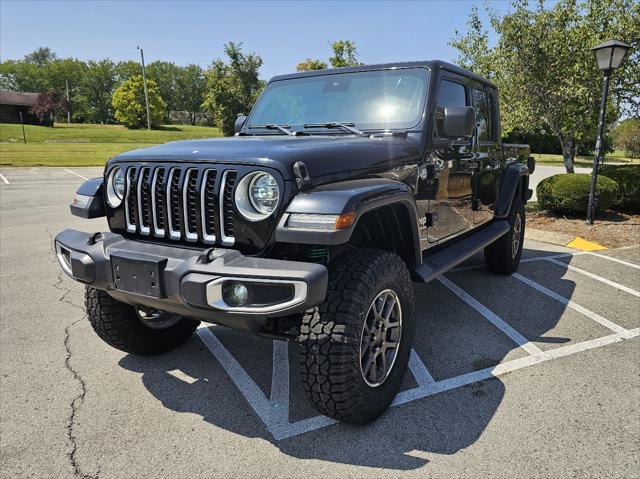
[494,163,530,218]
[275,178,422,267]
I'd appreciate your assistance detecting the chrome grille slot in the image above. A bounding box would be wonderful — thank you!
[201,169,217,243]
[125,167,137,232]
[220,170,237,246]
[120,164,254,247]
[183,169,198,242]
[151,167,166,237]
[137,167,151,235]
[167,168,182,240]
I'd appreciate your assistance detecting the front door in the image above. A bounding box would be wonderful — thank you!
[425,77,474,243]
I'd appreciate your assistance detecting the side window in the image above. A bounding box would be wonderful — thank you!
[436,79,467,137]
[472,89,494,142]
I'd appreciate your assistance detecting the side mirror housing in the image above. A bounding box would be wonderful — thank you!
[443,106,475,138]
[234,114,247,134]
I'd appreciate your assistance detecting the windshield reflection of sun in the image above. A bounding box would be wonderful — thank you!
[376,102,396,120]
[373,99,407,124]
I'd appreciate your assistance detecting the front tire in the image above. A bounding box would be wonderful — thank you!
[298,249,415,424]
[85,287,199,355]
[484,196,525,274]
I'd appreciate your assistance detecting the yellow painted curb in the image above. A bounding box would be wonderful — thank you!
[566,236,607,251]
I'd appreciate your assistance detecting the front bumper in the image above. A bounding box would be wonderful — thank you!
[54,229,328,333]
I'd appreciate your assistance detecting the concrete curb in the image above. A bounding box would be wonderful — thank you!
[525,228,607,251]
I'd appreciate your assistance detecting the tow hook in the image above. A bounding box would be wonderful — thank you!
[87,232,103,245]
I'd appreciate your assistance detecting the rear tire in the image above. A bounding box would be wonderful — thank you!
[85,286,199,355]
[484,196,525,274]
[298,249,415,424]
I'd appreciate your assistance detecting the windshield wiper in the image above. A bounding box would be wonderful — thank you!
[249,123,295,136]
[303,122,368,137]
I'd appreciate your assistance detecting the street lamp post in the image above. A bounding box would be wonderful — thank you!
[586,39,631,225]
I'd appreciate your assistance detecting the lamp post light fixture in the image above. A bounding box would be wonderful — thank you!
[586,39,631,225]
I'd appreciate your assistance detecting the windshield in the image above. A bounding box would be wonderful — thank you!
[248,68,429,132]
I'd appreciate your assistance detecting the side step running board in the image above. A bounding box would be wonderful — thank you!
[415,220,510,283]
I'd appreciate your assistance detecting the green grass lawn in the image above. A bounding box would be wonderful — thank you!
[533,151,639,167]
[0,123,223,166]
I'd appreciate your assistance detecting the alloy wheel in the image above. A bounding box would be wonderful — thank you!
[512,213,522,258]
[359,289,403,387]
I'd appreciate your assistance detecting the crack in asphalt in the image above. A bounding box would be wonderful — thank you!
[47,227,100,479]
[64,320,99,479]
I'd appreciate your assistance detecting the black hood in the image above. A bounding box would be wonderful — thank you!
[111,135,423,186]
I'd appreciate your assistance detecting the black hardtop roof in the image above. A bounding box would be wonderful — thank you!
[269,60,496,89]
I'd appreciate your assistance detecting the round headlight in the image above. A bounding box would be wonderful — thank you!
[234,171,280,221]
[106,167,126,207]
[249,173,279,214]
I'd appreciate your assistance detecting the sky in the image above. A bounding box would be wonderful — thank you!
[0,0,516,80]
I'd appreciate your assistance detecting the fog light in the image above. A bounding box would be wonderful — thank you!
[222,281,249,307]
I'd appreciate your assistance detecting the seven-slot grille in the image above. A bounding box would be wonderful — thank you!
[122,165,238,246]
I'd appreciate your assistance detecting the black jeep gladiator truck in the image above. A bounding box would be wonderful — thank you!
[55,60,533,424]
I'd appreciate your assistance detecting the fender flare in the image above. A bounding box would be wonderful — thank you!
[494,163,529,218]
[275,178,422,265]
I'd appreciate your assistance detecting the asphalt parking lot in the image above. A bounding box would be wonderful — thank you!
[1,167,639,478]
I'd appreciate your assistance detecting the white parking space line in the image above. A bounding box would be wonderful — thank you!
[196,328,274,429]
[437,276,543,355]
[512,273,631,336]
[588,252,640,270]
[546,257,640,298]
[166,369,199,384]
[408,349,435,386]
[197,315,639,441]
[270,340,290,424]
[393,328,639,408]
[195,254,638,441]
[0,173,9,185]
[64,169,89,181]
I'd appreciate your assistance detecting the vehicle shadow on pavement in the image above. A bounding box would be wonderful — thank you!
[119,247,577,470]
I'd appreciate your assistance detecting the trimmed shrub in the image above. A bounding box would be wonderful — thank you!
[537,173,619,215]
[599,164,640,212]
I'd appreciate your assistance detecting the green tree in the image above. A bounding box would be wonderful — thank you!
[612,118,640,158]
[0,60,47,91]
[0,47,64,91]
[24,47,57,67]
[112,75,165,128]
[176,64,206,125]
[296,58,328,71]
[77,59,118,123]
[328,40,362,68]
[202,42,264,136]
[450,0,639,173]
[147,61,181,122]
[114,60,141,83]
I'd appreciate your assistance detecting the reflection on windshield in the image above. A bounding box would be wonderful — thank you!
[248,68,430,132]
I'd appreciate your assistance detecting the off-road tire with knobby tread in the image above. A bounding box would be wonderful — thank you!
[85,286,199,355]
[484,196,525,274]
[298,248,415,424]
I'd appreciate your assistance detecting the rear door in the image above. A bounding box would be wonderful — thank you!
[470,86,503,225]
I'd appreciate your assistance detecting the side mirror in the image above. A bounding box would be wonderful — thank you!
[443,106,475,138]
[70,178,105,219]
[234,114,247,134]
